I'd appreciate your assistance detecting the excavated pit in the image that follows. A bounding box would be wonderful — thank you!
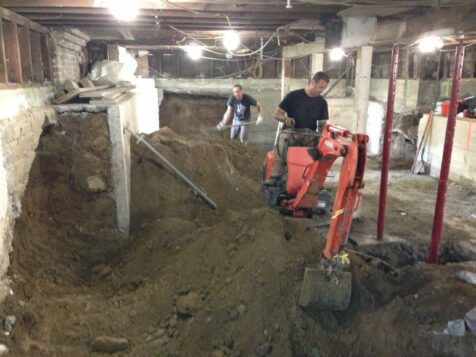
[0,112,475,356]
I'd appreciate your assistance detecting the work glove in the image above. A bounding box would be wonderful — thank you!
[284,117,295,128]
[256,115,263,125]
[216,121,225,131]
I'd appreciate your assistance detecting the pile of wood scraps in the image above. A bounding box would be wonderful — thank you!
[52,78,135,105]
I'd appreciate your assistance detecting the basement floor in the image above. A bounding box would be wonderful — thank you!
[0,126,475,356]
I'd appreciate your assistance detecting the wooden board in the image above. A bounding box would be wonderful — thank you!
[90,92,133,105]
[79,85,135,98]
[52,85,111,104]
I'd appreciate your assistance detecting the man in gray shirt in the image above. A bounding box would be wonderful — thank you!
[216,84,262,144]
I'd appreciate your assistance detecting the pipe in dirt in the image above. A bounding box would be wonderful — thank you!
[125,128,218,209]
[428,37,465,264]
[377,44,399,241]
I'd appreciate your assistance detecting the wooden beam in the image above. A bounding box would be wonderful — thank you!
[0,18,7,82]
[30,30,44,82]
[2,1,342,14]
[23,15,301,26]
[18,25,33,81]
[0,7,48,33]
[39,33,51,81]
[118,29,134,41]
[15,8,321,20]
[2,20,22,83]
[42,22,290,31]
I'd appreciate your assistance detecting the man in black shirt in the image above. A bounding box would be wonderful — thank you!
[266,71,329,185]
[216,84,262,144]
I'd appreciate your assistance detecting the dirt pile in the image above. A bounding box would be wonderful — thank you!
[0,125,475,356]
[160,94,227,134]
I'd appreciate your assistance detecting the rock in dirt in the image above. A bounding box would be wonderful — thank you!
[464,307,476,336]
[255,342,272,356]
[86,175,107,192]
[0,344,7,355]
[455,270,476,285]
[176,292,200,317]
[90,336,129,353]
[4,315,16,333]
[444,319,466,337]
[236,304,247,316]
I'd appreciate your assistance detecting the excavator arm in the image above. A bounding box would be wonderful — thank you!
[283,124,368,258]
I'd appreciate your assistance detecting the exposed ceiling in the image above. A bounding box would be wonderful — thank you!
[0,0,473,49]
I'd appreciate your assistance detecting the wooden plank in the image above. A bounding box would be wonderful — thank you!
[90,93,132,105]
[39,33,51,81]
[2,20,22,83]
[79,86,135,98]
[53,85,111,104]
[0,7,48,33]
[17,25,33,82]
[0,18,7,82]
[29,30,44,82]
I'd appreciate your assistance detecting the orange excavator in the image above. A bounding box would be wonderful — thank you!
[261,123,368,311]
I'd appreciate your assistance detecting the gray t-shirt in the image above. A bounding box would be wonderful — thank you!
[227,94,257,122]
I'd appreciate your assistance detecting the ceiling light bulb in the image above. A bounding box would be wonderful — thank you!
[286,0,292,9]
[106,0,139,22]
[184,45,203,61]
[223,31,240,52]
[329,47,345,62]
[419,36,444,53]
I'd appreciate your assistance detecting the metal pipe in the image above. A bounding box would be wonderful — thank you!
[377,44,399,240]
[428,38,465,264]
[125,128,218,209]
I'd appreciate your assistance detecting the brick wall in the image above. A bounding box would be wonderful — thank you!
[49,28,89,85]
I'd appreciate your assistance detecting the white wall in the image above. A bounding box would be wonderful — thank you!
[418,113,476,185]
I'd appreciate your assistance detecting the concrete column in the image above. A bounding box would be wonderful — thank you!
[353,45,373,133]
[107,96,134,235]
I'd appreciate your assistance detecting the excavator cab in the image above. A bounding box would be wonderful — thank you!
[261,123,368,311]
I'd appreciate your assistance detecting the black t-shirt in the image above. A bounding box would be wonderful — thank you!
[227,94,257,122]
[279,89,328,130]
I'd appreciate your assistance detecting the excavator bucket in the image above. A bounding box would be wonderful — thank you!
[298,267,352,312]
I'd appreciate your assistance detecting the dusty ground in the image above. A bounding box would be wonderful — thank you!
[0,123,475,356]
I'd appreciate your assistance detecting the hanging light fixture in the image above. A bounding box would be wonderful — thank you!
[184,44,203,61]
[286,0,293,9]
[329,47,346,62]
[418,36,444,53]
[223,31,240,52]
[104,0,140,22]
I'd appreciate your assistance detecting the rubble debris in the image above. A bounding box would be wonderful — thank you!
[86,175,107,192]
[90,336,130,353]
[444,319,466,337]
[176,292,200,318]
[455,270,476,285]
[464,307,476,336]
[4,315,16,333]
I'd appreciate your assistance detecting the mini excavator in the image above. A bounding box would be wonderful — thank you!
[261,123,368,311]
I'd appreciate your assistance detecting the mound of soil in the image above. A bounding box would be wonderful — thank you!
[0,125,475,356]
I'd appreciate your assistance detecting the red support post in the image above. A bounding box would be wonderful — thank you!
[377,44,399,240]
[428,39,465,264]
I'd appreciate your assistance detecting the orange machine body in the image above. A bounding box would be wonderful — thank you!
[262,124,368,258]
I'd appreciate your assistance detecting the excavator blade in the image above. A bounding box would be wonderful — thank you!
[298,267,352,311]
